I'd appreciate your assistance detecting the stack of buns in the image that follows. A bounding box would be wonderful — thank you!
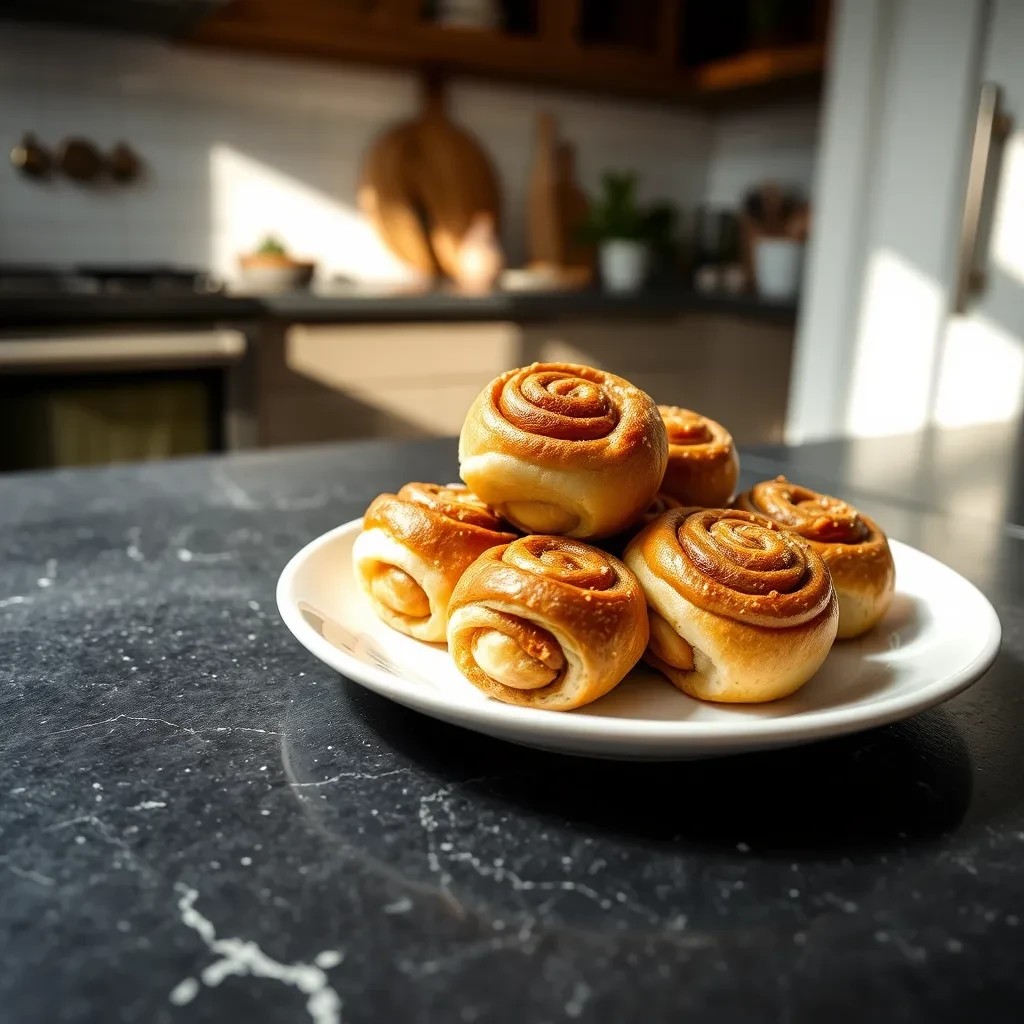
[354,362,895,712]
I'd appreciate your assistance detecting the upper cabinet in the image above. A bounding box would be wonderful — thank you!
[187,0,830,107]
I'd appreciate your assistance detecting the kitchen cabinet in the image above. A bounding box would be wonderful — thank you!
[789,0,1024,442]
[277,322,521,441]
[256,315,794,448]
[188,0,828,107]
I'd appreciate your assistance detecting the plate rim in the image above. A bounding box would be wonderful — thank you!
[276,519,1002,750]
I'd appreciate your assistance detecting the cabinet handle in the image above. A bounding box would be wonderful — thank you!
[955,82,1012,313]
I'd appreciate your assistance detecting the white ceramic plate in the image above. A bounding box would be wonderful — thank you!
[277,520,1001,760]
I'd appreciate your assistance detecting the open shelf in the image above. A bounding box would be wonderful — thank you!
[693,43,827,94]
[187,0,828,108]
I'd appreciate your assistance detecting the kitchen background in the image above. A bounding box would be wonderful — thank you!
[1,0,1020,476]
[0,24,819,278]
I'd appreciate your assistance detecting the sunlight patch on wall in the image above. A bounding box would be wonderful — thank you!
[846,248,944,437]
[933,312,1024,427]
[208,143,418,286]
[992,132,1024,287]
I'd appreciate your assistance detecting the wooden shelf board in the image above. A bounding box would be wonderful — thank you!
[188,7,826,108]
[693,43,826,94]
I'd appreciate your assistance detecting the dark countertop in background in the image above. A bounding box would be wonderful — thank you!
[0,285,797,330]
[2,426,1021,1023]
[261,284,798,325]
[749,419,1024,530]
[0,291,266,329]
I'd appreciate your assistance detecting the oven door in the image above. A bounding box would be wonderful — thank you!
[0,327,249,471]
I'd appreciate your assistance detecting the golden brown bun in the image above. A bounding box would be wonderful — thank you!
[658,405,740,507]
[734,477,895,638]
[447,535,648,710]
[353,482,517,641]
[458,362,667,539]
[624,507,838,703]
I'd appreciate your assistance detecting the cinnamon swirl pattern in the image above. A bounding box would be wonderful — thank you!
[353,483,518,642]
[447,536,648,710]
[625,508,838,702]
[734,477,895,638]
[658,405,739,508]
[459,362,668,539]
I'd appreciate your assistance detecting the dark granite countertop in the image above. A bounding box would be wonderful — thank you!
[0,292,266,329]
[0,286,796,330]
[747,419,1024,531]
[2,429,1021,1023]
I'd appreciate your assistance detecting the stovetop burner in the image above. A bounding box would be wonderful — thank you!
[0,264,222,296]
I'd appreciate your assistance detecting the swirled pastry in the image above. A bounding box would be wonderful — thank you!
[625,508,838,703]
[734,477,895,638]
[658,405,739,507]
[447,536,648,710]
[353,483,517,641]
[459,362,668,539]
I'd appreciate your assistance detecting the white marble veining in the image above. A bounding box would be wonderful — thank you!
[172,885,344,1024]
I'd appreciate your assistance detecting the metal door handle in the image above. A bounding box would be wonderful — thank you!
[955,82,1012,313]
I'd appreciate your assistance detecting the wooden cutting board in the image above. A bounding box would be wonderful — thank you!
[358,121,437,275]
[358,82,501,279]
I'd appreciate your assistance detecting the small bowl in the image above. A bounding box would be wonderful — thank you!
[237,254,316,292]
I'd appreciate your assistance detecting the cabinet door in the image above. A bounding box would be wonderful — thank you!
[789,0,1024,442]
[931,0,1024,433]
[260,323,520,446]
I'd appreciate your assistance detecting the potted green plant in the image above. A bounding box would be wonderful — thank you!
[579,173,675,293]
[238,235,316,292]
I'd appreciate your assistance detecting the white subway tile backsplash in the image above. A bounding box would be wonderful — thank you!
[703,99,822,208]
[0,23,819,279]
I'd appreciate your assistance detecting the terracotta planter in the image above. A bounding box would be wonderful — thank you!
[238,253,316,292]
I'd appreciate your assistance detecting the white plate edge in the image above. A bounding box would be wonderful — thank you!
[276,519,1003,747]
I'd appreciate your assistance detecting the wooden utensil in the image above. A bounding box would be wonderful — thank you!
[57,137,103,182]
[556,141,593,277]
[358,80,500,279]
[107,142,143,183]
[527,111,562,268]
[10,133,51,178]
[358,120,438,275]
[414,82,501,278]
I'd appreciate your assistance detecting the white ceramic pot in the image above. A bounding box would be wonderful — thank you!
[754,238,804,299]
[599,240,649,293]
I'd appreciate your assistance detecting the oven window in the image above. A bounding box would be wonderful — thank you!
[0,370,223,472]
